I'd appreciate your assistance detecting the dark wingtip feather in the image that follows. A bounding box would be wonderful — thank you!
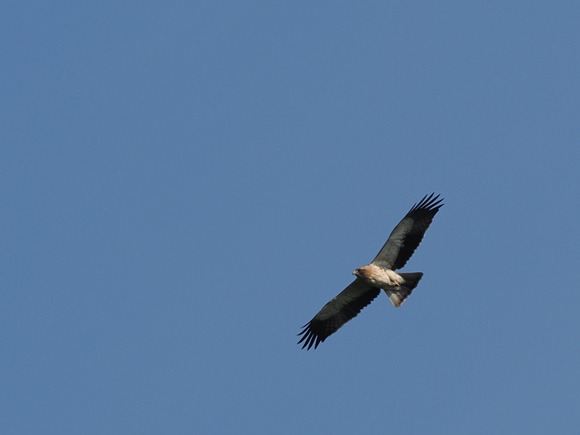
[297,321,324,350]
[409,193,444,213]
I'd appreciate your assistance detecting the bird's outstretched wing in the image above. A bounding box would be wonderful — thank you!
[298,279,380,350]
[371,193,444,270]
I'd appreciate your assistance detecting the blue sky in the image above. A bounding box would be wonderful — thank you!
[2,1,580,434]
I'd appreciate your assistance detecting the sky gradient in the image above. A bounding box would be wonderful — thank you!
[2,1,580,434]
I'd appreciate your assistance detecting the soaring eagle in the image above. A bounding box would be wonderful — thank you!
[298,193,444,350]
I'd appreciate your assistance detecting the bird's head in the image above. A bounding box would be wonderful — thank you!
[353,265,374,280]
[353,267,366,278]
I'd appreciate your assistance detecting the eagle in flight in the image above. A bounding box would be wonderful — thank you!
[298,193,444,350]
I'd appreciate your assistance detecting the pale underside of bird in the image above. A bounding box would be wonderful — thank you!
[298,193,444,350]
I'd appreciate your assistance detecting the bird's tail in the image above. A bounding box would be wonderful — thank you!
[385,272,423,307]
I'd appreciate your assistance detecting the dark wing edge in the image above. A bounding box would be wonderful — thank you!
[297,281,381,350]
[391,193,443,269]
[372,193,444,270]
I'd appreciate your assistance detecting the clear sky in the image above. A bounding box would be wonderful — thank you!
[2,1,580,434]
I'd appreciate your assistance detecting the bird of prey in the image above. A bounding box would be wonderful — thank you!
[298,193,444,350]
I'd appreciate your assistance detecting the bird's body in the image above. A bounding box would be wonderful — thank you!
[354,265,423,308]
[298,193,444,350]
[354,264,405,288]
